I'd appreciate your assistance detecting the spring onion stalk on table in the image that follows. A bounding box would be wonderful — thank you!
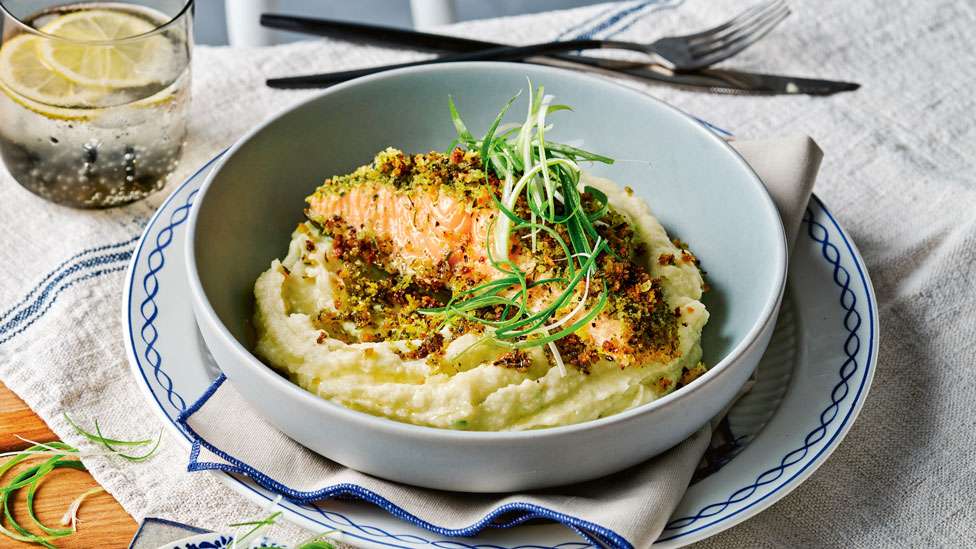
[0,418,331,549]
[0,415,160,547]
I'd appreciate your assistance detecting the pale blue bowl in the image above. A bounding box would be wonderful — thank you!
[186,62,787,492]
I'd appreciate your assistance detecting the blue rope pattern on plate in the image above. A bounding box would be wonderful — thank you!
[660,202,868,537]
[138,188,198,414]
[136,176,873,547]
[133,163,873,547]
[144,180,872,549]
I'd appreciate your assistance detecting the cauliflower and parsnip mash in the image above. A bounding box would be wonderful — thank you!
[252,88,709,431]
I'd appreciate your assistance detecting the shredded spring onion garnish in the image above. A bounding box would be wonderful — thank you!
[0,415,160,548]
[229,511,284,549]
[423,82,616,363]
[60,487,104,531]
[229,507,337,549]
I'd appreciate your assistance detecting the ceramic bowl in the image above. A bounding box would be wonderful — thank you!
[185,62,787,492]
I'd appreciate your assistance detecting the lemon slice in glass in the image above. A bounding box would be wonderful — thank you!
[37,9,174,88]
[0,33,105,117]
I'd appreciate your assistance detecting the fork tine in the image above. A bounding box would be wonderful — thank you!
[692,2,790,50]
[689,5,790,66]
[681,0,785,42]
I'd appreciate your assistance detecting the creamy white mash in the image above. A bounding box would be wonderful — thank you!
[252,173,708,431]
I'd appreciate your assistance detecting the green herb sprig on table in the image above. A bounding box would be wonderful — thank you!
[0,414,160,548]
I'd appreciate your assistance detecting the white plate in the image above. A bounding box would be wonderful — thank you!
[124,154,877,548]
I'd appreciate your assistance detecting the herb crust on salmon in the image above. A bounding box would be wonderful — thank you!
[305,147,690,371]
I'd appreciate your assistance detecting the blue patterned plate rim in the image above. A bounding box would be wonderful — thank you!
[122,152,877,549]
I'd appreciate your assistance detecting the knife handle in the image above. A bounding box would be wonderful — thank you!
[265,39,607,88]
[260,14,498,52]
[261,14,667,85]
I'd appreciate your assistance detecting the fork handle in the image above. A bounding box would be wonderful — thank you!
[266,39,608,88]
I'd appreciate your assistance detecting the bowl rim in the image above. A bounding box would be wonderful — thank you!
[185,61,788,442]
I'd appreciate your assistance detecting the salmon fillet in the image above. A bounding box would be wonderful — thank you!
[307,147,501,288]
[304,147,687,370]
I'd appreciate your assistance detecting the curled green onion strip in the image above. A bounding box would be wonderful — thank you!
[0,416,160,547]
[2,459,84,548]
[434,83,616,356]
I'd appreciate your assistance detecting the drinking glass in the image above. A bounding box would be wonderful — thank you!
[0,0,192,208]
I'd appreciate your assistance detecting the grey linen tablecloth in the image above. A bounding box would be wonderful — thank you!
[0,0,973,547]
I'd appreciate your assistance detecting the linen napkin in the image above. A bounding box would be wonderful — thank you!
[177,136,823,549]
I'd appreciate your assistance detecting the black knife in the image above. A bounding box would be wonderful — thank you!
[260,14,859,95]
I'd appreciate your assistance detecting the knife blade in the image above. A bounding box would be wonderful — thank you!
[260,14,859,95]
[540,58,860,95]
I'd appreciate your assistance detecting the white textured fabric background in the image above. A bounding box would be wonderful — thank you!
[0,0,973,547]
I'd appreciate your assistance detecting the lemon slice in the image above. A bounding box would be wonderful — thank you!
[37,9,173,88]
[0,33,106,117]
